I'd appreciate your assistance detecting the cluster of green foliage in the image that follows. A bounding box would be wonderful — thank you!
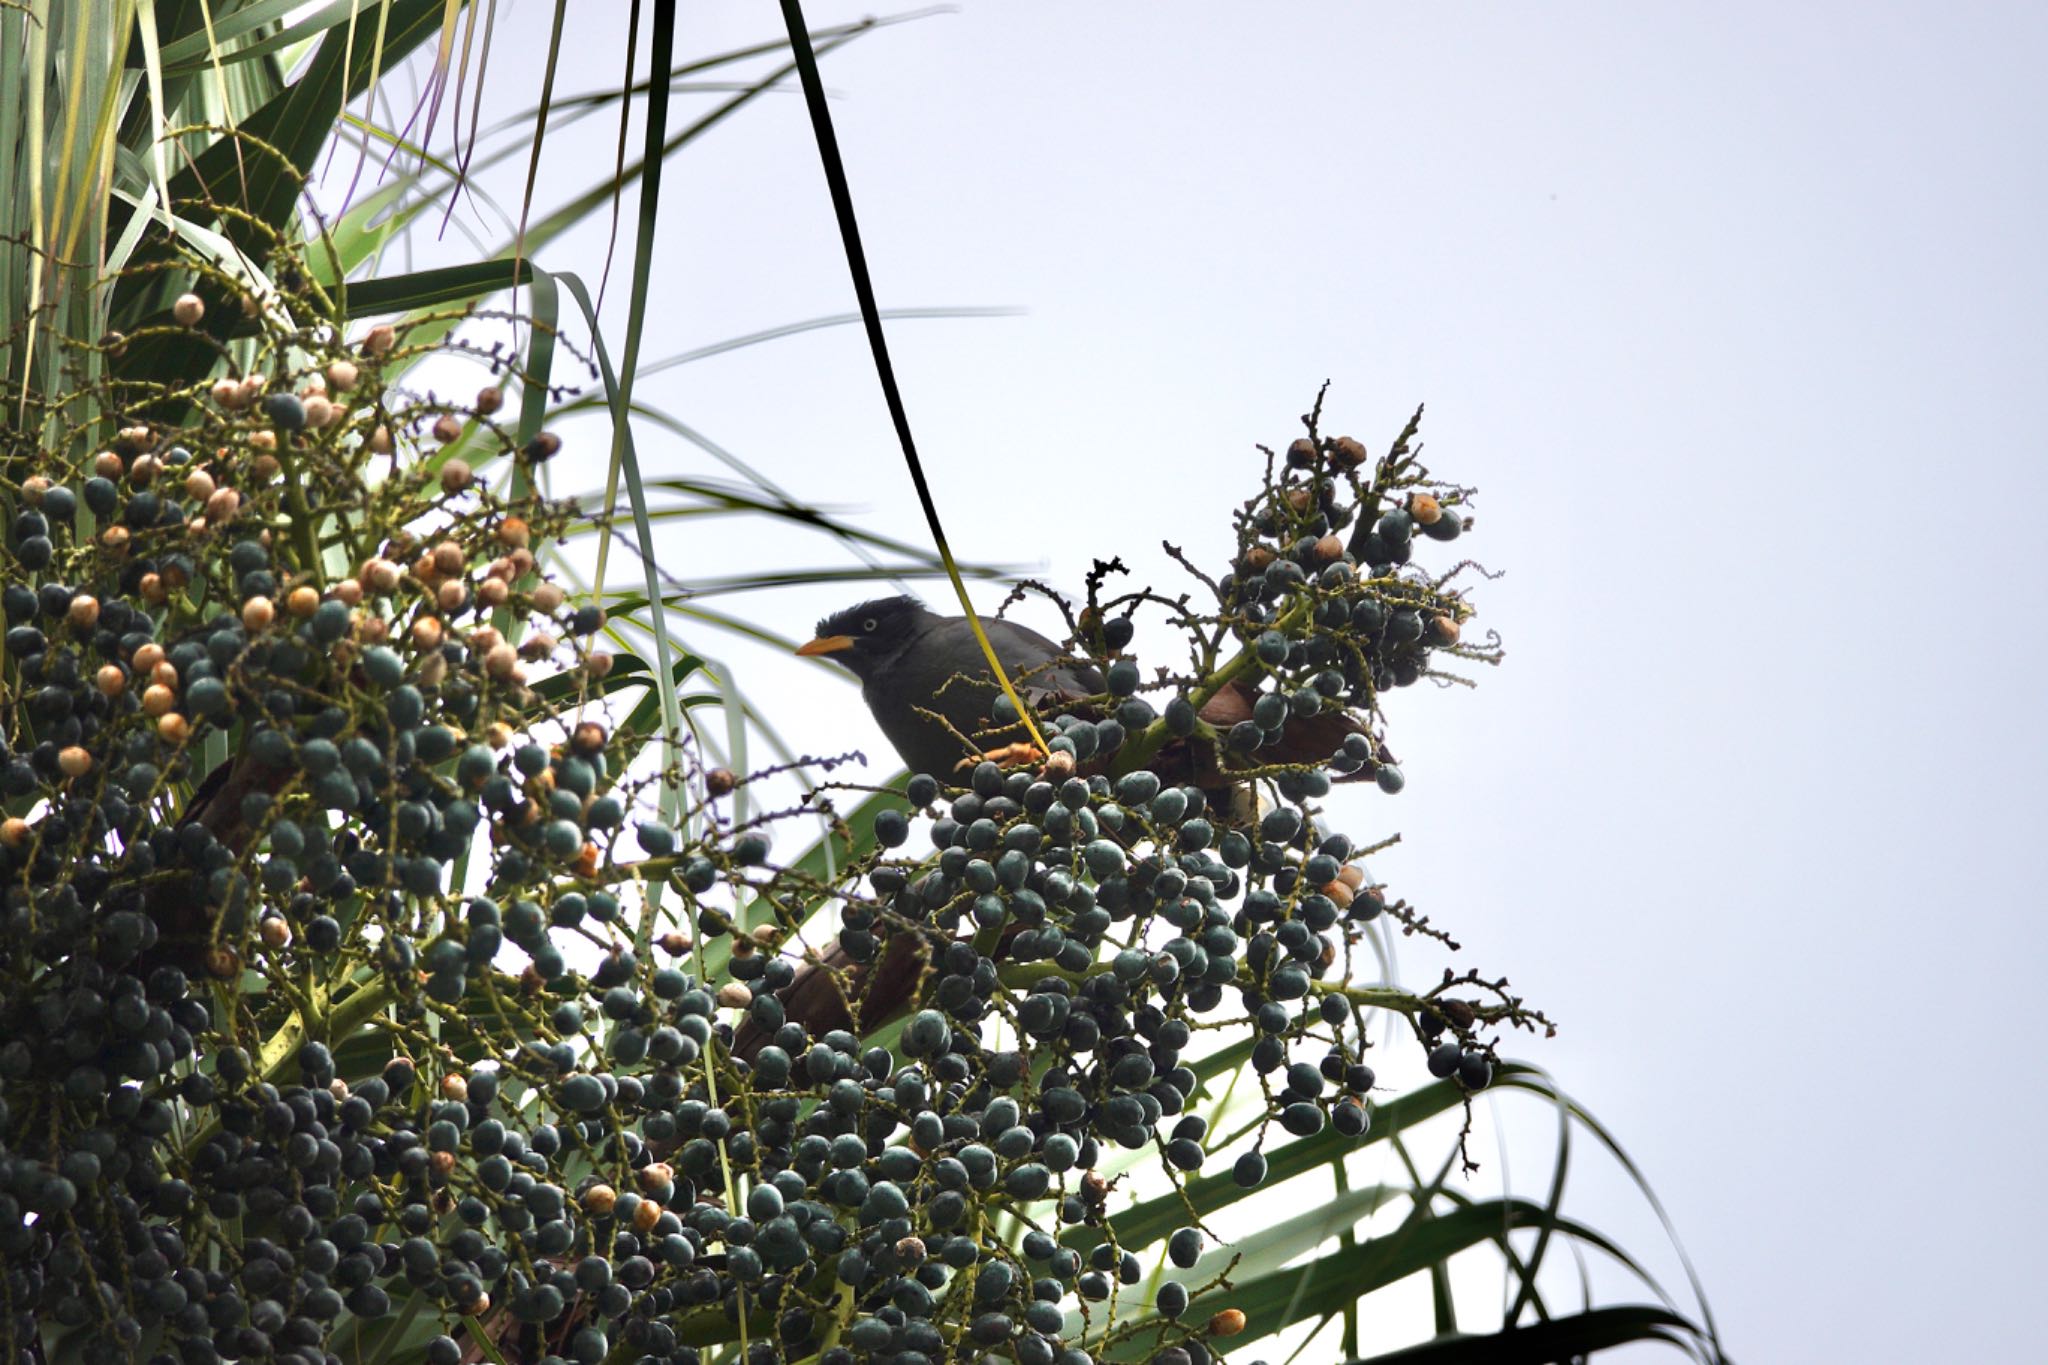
[0,4,1722,1365]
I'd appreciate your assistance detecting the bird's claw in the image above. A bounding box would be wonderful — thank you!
[955,742,1046,772]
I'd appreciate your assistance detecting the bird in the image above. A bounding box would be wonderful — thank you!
[795,593,1378,790]
[793,594,1103,778]
[729,594,1386,1056]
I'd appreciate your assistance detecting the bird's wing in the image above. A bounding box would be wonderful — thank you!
[977,616,1105,699]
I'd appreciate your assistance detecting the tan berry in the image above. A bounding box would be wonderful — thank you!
[362,323,396,356]
[432,413,463,444]
[184,469,216,502]
[96,665,126,696]
[439,460,472,494]
[484,642,518,679]
[287,586,320,618]
[157,714,189,744]
[1330,436,1368,469]
[471,626,503,654]
[211,378,244,409]
[358,616,388,644]
[206,487,240,522]
[1210,1309,1248,1337]
[248,430,276,452]
[1409,492,1442,525]
[441,1074,469,1103]
[326,359,359,391]
[475,385,503,415]
[21,476,48,504]
[203,945,240,979]
[94,450,124,479]
[526,431,561,460]
[507,548,535,577]
[586,651,614,678]
[368,424,393,454]
[360,559,399,594]
[66,595,98,630]
[632,1200,662,1234]
[101,526,131,554]
[239,292,262,318]
[436,580,469,613]
[484,721,515,749]
[334,578,363,606]
[412,617,445,650]
[530,582,565,613]
[432,541,465,576]
[302,395,333,428]
[150,661,178,689]
[571,722,608,755]
[0,818,30,847]
[1313,534,1346,563]
[57,747,92,778]
[131,642,165,672]
[1426,613,1460,646]
[518,632,555,661]
[581,1184,617,1216]
[173,293,205,326]
[476,578,509,609]
[705,768,737,798]
[717,983,753,1008]
[417,653,448,685]
[259,917,292,949]
[497,517,530,548]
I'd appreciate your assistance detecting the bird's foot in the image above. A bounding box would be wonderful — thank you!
[955,742,1046,772]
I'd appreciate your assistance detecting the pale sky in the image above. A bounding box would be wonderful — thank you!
[364,3,2048,1358]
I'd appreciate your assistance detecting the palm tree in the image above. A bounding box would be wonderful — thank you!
[0,5,1720,1363]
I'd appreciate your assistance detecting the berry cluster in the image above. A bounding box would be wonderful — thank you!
[1,234,1539,1365]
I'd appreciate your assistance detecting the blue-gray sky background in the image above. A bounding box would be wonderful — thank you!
[370,4,2047,1358]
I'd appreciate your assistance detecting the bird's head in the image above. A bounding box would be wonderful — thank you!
[795,595,935,682]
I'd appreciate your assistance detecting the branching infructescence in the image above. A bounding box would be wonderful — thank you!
[0,188,1538,1365]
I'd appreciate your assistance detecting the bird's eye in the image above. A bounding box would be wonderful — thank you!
[862,618,877,632]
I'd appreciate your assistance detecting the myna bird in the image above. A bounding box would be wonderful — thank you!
[795,594,1379,789]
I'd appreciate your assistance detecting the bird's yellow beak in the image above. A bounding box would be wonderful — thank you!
[795,634,855,657]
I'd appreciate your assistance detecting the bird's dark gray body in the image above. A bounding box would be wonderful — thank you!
[803,596,1102,777]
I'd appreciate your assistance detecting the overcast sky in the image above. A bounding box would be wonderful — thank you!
[374,3,2047,1358]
